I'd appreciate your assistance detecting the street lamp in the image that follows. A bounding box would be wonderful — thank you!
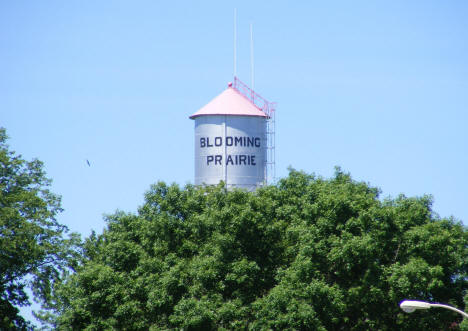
[400,300,468,318]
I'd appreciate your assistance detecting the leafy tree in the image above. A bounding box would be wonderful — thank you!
[45,168,467,330]
[0,128,79,330]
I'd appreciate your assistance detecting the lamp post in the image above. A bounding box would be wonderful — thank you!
[400,300,468,319]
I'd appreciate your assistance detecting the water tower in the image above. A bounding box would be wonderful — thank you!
[190,77,275,191]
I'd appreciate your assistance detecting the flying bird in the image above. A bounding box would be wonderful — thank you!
[86,159,91,167]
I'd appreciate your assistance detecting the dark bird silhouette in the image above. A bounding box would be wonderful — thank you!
[86,159,91,167]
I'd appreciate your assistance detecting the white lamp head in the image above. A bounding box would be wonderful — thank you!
[400,300,431,313]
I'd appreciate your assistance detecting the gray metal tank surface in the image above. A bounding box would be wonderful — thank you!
[194,115,267,191]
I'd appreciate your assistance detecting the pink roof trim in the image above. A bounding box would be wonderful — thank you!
[189,86,268,119]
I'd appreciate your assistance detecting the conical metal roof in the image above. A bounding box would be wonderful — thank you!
[189,83,268,119]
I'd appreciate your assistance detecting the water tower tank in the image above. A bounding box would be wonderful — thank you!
[190,78,274,191]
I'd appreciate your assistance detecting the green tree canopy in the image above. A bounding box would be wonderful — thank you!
[45,168,467,330]
[0,128,79,330]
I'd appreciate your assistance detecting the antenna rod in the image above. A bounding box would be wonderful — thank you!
[250,22,254,91]
[233,8,237,78]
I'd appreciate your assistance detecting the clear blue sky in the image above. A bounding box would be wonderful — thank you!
[1,0,467,324]
[2,0,467,232]
[2,0,468,263]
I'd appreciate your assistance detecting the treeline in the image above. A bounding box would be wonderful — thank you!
[1,128,467,330]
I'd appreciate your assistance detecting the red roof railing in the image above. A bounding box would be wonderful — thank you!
[232,76,275,118]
